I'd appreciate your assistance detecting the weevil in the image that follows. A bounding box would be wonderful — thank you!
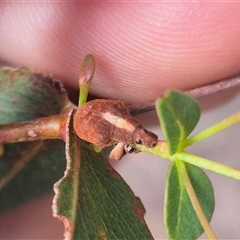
[73,99,158,160]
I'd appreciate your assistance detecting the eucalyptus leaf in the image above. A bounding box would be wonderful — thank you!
[164,161,214,240]
[156,90,201,155]
[78,146,153,239]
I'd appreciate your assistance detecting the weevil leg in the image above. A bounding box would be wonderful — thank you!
[124,144,140,154]
[109,142,125,161]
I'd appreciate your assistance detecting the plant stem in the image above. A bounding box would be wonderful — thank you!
[184,111,240,147]
[179,162,217,239]
[0,112,69,144]
[134,140,170,160]
[176,152,240,180]
[130,74,240,115]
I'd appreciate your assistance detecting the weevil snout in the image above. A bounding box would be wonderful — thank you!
[133,127,158,148]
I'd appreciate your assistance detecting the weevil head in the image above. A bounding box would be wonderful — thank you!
[133,127,158,148]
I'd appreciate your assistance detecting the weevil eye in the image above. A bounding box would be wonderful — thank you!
[135,139,142,144]
[151,142,157,148]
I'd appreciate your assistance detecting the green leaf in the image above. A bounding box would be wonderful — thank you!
[78,147,153,239]
[0,68,70,211]
[0,67,70,124]
[156,90,201,155]
[164,161,215,240]
[0,140,66,213]
[53,112,153,240]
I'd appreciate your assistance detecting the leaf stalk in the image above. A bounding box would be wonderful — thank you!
[184,111,240,147]
[176,152,240,180]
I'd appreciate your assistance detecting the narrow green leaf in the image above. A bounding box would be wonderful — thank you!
[156,90,201,155]
[53,111,153,239]
[164,161,215,240]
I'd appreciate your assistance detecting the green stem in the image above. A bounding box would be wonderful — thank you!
[184,111,240,147]
[179,162,217,239]
[176,152,240,180]
[134,140,170,160]
[79,84,90,107]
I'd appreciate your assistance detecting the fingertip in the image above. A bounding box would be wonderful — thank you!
[1,3,240,103]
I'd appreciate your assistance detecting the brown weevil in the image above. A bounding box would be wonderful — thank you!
[73,99,158,160]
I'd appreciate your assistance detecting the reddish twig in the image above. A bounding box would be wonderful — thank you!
[130,75,240,114]
[0,112,69,144]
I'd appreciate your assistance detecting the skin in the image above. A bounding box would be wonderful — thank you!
[1,3,240,104]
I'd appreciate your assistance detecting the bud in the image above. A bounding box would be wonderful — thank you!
[78,54,95,107]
